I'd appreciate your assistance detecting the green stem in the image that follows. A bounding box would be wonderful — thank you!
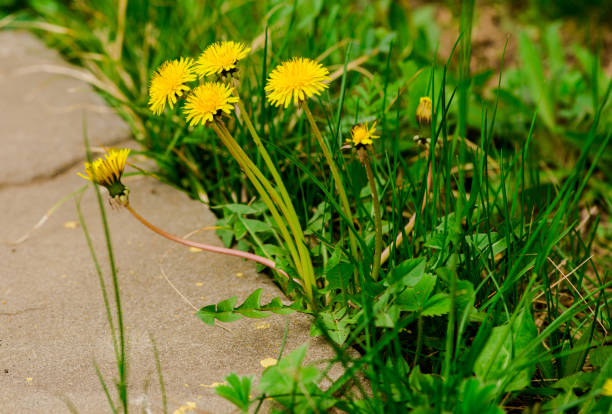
[360,148,382,281]
[212,121,316,303]
[233,95,316,290]
[211,122,301,274]
[413,315,424,368]
[303,103,360,268]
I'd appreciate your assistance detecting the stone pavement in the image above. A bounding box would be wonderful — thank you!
[0,31,335,413]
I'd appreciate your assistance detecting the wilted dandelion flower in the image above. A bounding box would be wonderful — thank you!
[183,82,238,126]
[195,41,250,78]
[148,57,196,115]
[265,57,330,108]
[347,122,379,148]
[416,96,432,126]
[78,149,131,200]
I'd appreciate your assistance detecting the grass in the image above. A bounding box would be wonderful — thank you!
[3,0,611,412]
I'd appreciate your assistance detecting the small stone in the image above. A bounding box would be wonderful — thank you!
[63,221,79,229]
[259,358,277,368]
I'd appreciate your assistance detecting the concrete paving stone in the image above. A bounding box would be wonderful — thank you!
[0,31,130,186]
[0,168,337,413]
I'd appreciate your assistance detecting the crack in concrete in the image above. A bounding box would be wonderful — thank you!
[0,306,46,317]
[0,136,132,190]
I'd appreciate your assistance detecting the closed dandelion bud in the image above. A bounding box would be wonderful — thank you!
[416,96,432,126]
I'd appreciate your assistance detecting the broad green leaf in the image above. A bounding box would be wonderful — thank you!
[397,273,436,312]
[232,219,247,240]
[589,346,612,368]
[240,217,272,233]
[518,31,555,131]
[389,257,427,286]
[310,307,351,344]
[259,344,330,412]
[216,373,252,413]
[474,309,538,392]
[219,203,259,215]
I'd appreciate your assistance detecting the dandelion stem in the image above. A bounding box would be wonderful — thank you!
[233,94,316,290]
[360,147,382,281]
[380,146,433,265]
[213,121,316,305]
[124,204,298,285]
[211,121,303,276]
[235,93,296,214]
[303,103,360,268]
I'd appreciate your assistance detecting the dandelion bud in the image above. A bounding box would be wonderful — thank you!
[416,96,432,126]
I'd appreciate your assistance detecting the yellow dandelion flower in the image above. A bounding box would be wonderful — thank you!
[265,57,330,108]
[78,149,131,199]
[602,378,612,396]
[183,82,238,126]
[348,122,379,147]
[416,96,432,126]
[148,57,196,115]
[195,41,250,77]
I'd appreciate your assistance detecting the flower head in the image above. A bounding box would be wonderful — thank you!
[347,122,379,147]
[416,96,432,126]
[78,149,131,201]
[195,41,250,78]
[148,57,196,115]
[602,379,612,396]
[265,57,330,108]
[183,82,239,126]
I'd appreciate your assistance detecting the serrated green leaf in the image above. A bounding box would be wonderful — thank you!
[239,289,263,310]
[217,296,238,312]
[196,291,295,326]
[421,292,451,316]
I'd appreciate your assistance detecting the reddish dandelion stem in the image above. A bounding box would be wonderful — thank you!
[124,204,297,285]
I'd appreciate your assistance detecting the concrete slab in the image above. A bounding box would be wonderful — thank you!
[0,31,130,186]
[0,168,334,413]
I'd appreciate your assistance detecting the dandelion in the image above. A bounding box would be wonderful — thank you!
[347,122,379,148]
[346,121,382,280]
[183,82,238,126]
[78,148,131,201]
[602,379,612,396]
[148,57,196,115]
[195,41,250,78]
[416,96,432,126]
[265,57,330,108]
